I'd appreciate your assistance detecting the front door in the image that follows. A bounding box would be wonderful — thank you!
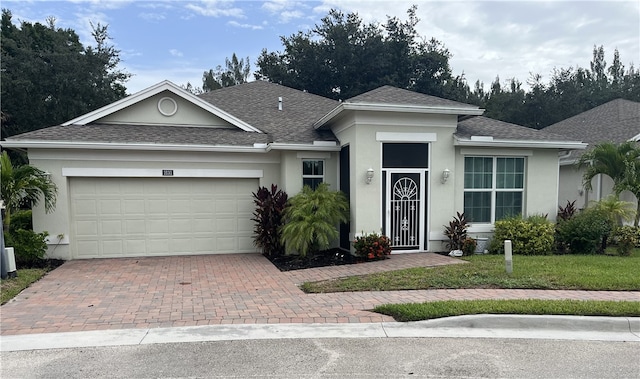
[385,171,425,251]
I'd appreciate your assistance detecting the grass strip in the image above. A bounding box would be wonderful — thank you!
[0,268,49,305]
[374,299,640,322]
[301,252,640,293]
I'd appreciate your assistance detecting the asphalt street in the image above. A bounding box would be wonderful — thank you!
[2,337,639,378]
[1,315,639,378]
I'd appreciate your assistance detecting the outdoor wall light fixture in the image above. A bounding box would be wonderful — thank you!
[441,168,451,184]
[366,168,375,184]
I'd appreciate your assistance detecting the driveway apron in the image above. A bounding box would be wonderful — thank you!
[1,253,639,335]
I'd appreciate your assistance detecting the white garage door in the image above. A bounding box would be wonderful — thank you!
[69,177,258,258]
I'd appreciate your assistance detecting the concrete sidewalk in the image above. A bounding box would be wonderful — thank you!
[2,315,639,352]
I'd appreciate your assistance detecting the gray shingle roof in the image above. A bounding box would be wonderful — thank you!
[456,116,581,142]
[543,99,640,145]
[198,81,339,144]
[346,85,480,109]
[9,123,271,146]
[6,81,590,149]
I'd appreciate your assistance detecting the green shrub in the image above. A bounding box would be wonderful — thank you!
[488,215,554,255]
[281,183,349,257]
[4,229,49,267]
[613,226,640,256]
[251,185,288,257]
[353,232,391,261]
[461,237,477,256]
[555,208,612,254]
[8,209,33,232]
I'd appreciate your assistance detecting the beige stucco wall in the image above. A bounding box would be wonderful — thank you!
[27,148,282,259]
[331,111,459,252]
[558,165,638,217]
[99,91,235,128]
[279,150,339,195]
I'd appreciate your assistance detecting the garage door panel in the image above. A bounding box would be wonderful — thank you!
[124,200,145,214]
[101,240,124,256]
[124,219,146,234]
[70,177,258,258]
[147,239,170,254]
[148,199,168,214]
[101,220,123,235]
[75,199,98,215]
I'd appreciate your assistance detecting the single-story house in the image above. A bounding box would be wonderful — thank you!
[1,80,586,259]
[544,98,640,211]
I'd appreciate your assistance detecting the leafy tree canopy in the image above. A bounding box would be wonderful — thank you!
[1,9,130,138]
[478,46,640,129]
[201,53,251,92]
[255,6,458,100]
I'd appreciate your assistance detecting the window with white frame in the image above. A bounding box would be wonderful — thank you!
[463,156,525,223]
[302,160,324,189]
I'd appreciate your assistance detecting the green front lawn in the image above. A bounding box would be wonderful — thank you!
[302,249,640,321]
[301,249,640,293]
[0,268,49,305]
[375,299,640,322]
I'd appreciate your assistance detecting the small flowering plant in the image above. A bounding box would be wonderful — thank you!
[353,232,392,261]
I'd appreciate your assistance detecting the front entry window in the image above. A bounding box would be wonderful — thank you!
[464,156,525,223]
[302,160,324,189]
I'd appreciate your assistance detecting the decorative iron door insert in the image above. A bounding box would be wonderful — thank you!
[389,172,421,250]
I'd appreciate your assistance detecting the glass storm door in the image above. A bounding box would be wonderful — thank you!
[386,172,424,250]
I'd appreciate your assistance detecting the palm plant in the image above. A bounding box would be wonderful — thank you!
[578,141,640,226]
[280,183,349,257]
[590,195,636,227]
[1,151,57,230]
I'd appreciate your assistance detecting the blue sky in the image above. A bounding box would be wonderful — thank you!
[5,0,639,95]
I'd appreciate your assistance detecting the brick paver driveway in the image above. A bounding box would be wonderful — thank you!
[2,253,639,335]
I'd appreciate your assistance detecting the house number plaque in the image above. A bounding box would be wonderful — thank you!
[162,169,174,176]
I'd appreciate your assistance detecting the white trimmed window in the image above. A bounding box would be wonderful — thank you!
[463,156,525,223]
[302,160,324,190]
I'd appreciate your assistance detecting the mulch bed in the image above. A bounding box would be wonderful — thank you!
[267,248,366,271]
[25,258,65,270]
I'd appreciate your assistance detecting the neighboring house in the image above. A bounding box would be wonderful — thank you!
[1,81,586,260]
[544,99,640,211]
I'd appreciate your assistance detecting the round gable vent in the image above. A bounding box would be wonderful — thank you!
[158,97,178,116]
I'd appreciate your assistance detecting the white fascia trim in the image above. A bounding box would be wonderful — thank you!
[296,152,331,159]
[376,132,437,142]
[460,148,533,156]
[454,137,588,150]
[62,168,263,178]
[314,102,484,129]
[267,143,341,152]
[62,80,263,133]
[1,140,269,153]
[629,133,640,142]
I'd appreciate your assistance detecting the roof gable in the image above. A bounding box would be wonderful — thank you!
[63,80,262,133]
[347,85,480,109]
[314,85,483,128]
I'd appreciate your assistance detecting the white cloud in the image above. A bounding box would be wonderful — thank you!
[169,49,184,57]
[228,20,264,30]
[262,0,308,23]
[184,0,245,18]
[139,12,166,21]
[123,65,205,94]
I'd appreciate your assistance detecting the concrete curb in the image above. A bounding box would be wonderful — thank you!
[1,315,639,352]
